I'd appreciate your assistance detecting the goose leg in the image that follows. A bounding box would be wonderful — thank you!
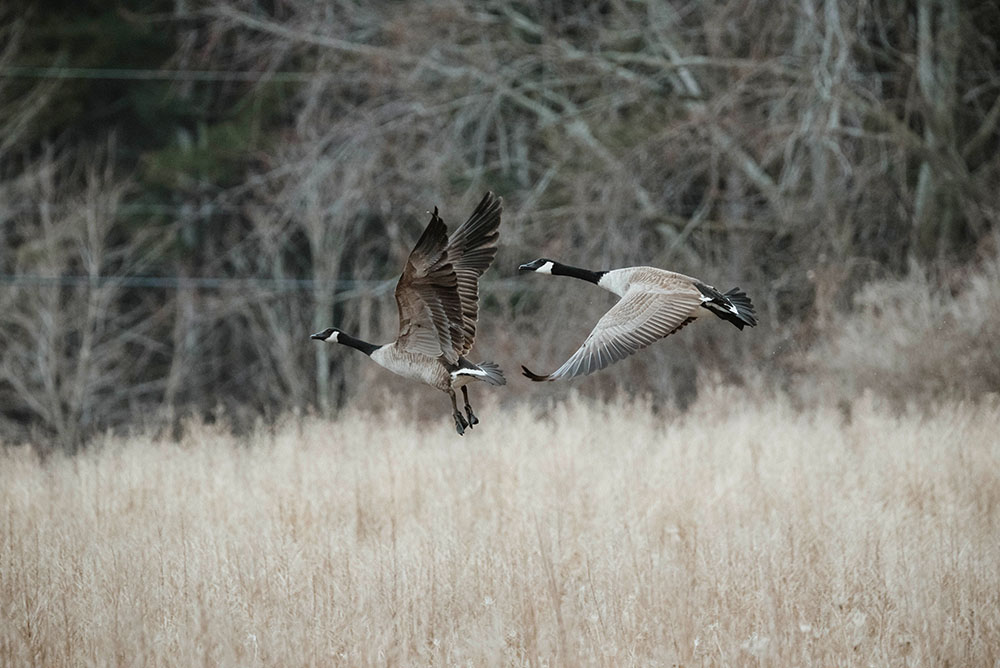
[448,388,468,436]
[461,386,479,427]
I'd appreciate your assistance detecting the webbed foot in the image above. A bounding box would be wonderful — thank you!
[464,404,479,427]
[453,411,468,436]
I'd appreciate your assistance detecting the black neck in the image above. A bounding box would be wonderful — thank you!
[338,332,380,356]
[553,262,606,285]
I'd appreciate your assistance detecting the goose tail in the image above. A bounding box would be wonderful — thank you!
[722,287,758,329]
[475,361,507,386]
[697,281,758,330]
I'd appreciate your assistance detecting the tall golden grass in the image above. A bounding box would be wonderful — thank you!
[2,390,999,666]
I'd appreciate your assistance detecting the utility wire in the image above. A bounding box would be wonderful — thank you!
[0,66,319,83]
[0,274,388,291]
[0,274,530,292]
[7,64,1000,85]
[4,203,229,218]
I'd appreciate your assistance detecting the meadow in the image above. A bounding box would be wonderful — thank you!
[2,390,999,666]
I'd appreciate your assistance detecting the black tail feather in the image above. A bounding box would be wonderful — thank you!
[476,361,507,386]
[722,287,757,328]
[700,286,757,329]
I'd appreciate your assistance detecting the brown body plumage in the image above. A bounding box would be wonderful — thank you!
[312,192,505,434]
[518,259,757,382]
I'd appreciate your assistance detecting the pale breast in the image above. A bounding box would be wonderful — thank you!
[371,344,450,389]
[596,268,633,296]
[599,266,700,297]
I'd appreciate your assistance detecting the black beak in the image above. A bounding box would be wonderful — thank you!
[310,332,325,340]
[518,263,533,272]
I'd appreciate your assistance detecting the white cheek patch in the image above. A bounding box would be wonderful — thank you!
[327,331,340,343]
[537,261,554,275]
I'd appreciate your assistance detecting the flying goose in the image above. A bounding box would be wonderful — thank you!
[312,192,506,435]
[517,258,757,381]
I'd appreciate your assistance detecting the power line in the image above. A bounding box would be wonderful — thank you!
[4,203,229,218]
[0,66,320,83]
[0,274,387,291]
[6,64,1000,85]
[0,274,530,292]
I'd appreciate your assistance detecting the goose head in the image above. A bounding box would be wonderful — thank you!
[518,258,556,274]
[310,327,340,343]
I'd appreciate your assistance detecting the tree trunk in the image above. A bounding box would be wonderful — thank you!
[914,0,961,258]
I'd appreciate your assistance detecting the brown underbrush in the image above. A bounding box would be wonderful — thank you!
[3,391,999,666]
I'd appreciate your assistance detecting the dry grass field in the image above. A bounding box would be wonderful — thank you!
[2,390,999,666]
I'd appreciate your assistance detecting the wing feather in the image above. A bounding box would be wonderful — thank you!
[393,210,464,363]
[445,192,502,355]
[524,287,702,382]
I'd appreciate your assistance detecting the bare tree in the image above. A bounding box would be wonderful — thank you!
[0,143,168,449]
[2,0,999,445]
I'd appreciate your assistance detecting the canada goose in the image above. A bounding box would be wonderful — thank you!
[312,192,506,435]
[517,258,757,381]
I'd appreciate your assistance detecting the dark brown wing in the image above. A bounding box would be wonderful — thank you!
[522,288,702,382]
[393,209,464,363]
[445,192,502,355]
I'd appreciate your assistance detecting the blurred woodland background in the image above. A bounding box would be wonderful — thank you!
[2,0,999,449]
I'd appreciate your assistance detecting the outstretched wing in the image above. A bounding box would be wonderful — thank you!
[445,192,503,355]
[393,209,465,363]
[522,287,702,382]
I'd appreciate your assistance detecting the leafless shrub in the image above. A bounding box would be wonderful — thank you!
[801,237,1000,407]
[3,0,1000,444]
[198,0,998,410]
[0,143,167,449]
